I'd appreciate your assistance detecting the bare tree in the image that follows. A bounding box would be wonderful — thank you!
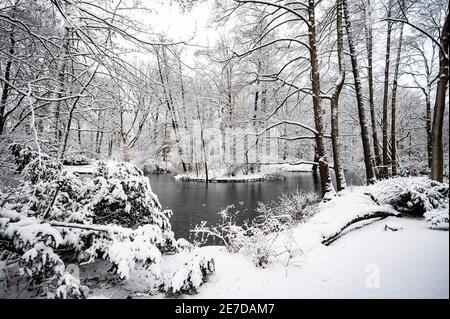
[389,7,448,181]
[390,1,405,176]
[363,0,382,175]
[381,0,394,178]
[342,0,376,184]
[330,0,347,191]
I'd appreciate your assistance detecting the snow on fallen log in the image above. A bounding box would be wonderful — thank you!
[321,208,399,245]
[274,190,401,258]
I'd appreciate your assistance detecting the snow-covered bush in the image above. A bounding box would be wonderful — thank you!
[0,144,212,298]
[424,206,449,229]
[239,226,277,267]
[0,139,21,190]
[164,254,215,296]
[62,153,91,166]
[53,272,90,299]
[192,205,249,253]
[397,159,430,178]
[225,164,243,177]
[256,190,320,225]
[9,143,63,184]
[369,177,448,216]
[88,161,177,251]
[192,200,304,268]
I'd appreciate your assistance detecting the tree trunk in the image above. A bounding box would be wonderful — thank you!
[282,124,288,161]
[178,58,188,131]
[342,0,376,184]
[59,66,97,160]
[330,0,347,192]
[77,119,82,148]
[53,27,70,145]
[156,48,187,172]
[0,18,15,135]
[431,13,449,182]
[364,0,382,176]
[390,17,405,176]
[307,0,334,197]
[322,210,398,246]
[381,0,393,178]
[425,84,432,169]
[95,111,102,159]
[195,91,209,183]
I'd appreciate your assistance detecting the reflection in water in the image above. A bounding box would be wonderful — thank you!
[147,171,362,240]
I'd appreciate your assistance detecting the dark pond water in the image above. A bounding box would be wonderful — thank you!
[147,171,362,241]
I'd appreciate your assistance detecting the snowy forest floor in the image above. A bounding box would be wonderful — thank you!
[190,217,449,298]
[83,216,448,299]
[88,179,448,299]
[1,176,448,299]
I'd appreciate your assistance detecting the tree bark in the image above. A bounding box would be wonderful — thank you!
[197,101,209,183]
[425,83,432,169]
[342,0,376,184]
[59,67,98,160]
[431,13,449,182]
[390,16,405,176]
[381,0,393,178]
[0,5,16,135]
[156,48,187,172]
[53,27,70,145]
[364,0,382,176]
[322,210,398,246]
[178,57,188,131]
[330,0,347,192]
[307,0,335,196]
[0,39,14,135]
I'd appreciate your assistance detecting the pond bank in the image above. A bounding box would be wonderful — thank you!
[148,171,363,240]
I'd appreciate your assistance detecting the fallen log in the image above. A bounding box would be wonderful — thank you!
[321,210,400,246]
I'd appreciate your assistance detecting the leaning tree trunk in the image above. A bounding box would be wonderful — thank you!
[431,13,449,182]
[330,0,347,192]
[342,0,376,184]
[390,18,405,177]
[364,0,382,176]
[307,0,335,197]
[381,0,393,179]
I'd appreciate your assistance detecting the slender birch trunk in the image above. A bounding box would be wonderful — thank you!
[342,0,376,184]
[330,0,347,191]
[156,48,187,172]
[381,0,393,178]
[390,16,405,176]
[364,0,382,175]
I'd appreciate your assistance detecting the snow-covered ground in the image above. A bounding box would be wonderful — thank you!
[2,172,447,299]
[157,180,448,299]
[188,217,448,299]
[174,172,275,182]
[173,163,314,182]
[87,178,448,299]
[273,163,314,172]
[63,163,97,175]
[85,217,448,299]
